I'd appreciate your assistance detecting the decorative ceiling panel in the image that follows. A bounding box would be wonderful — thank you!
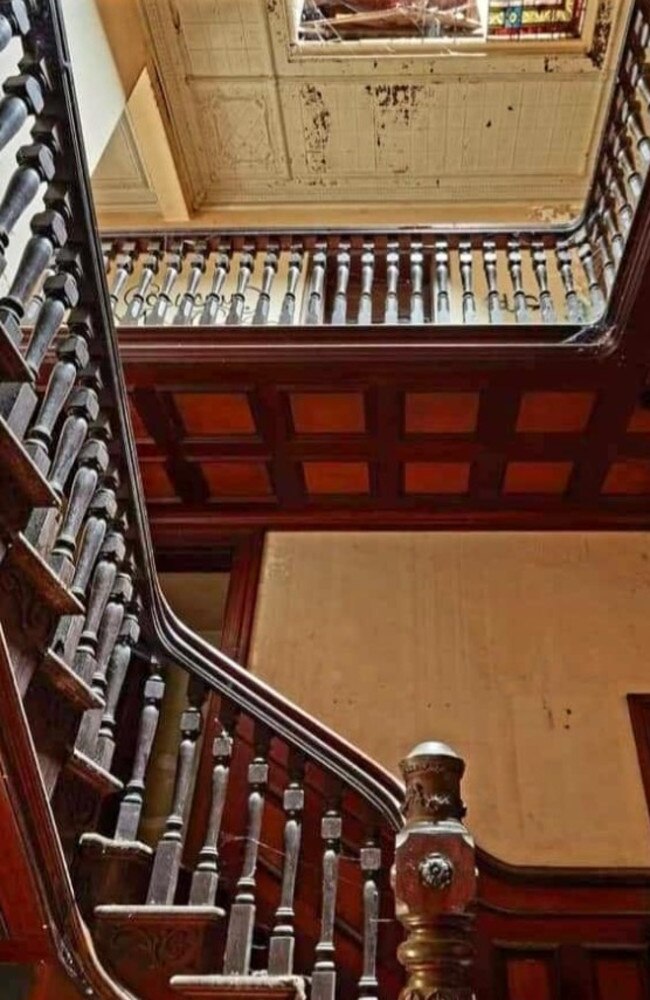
[138,0,628,220]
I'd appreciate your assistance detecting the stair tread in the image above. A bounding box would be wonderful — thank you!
[0,324,32,381]
[41,647,103,712]
[169,975,307,1000]
[95,904,225,920]
[67,748,123,796]
[7,532,84,617]
[0,415,58,511]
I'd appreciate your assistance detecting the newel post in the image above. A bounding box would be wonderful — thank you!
[394,742,476,1000]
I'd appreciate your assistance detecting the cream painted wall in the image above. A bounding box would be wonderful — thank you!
[250,532,650,867]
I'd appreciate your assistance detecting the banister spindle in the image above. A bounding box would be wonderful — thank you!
[223,726,271,974]
[507,240,529,323]
[146,688,204,904]
[73,528,126,682]
[70,476,118,602]
[311,795,342,1000]
[23,264,54,324]
[433,241,450,323]
[94,595,142,771]
[384,247,399,324]
[113,652,165,840]
[305,248,327,325]
[252,249,278,325]
[109,251,134,317]
[268,753,306,975]
[482,241,501,324]
[409,243,424,324]
[0,133,56,274]
[577,236,605,318]
[145,249,182,326]
[198,251,230,326]
[125,250,160,324]
[331,245,351,325]
[531,244,555,323]
[226,251,254,325]
[173,251,206,325]
[595,215,616,292]
[459,242,476,323]
[0,62,44,156]
[605,157,633,233]
[279,249,303,325]
[49,436,110,584]
[188,703,239,906]
[23,265,80,377]
[0,2,30,54]
[357,247,375,325]
[615,133,643,199]
[358,840,381,1000]
[25,332,89,471]
[556,244,584,324]
[47,378,101,496]
[623,88,650,165]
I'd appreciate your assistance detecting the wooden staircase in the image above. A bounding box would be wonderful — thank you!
[0,2,648,999]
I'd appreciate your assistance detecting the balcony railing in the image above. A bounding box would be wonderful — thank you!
[95,2,650,345]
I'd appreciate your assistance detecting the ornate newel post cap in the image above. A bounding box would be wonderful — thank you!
[394,741,476,1000]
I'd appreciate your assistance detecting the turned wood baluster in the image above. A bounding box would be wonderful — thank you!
[49,437,110,583]
[331,246,351,325]
[25,332,89,469]
[47,377,101,495]
[198,251,230,326]
[409,244,424,324]
[459,242,476,324]
[0,63,44,156]
[0,2,30,54]
[358,840,381,1000]
[113,652,165,841]
[605,156,633,233]
[226,251,254,325]
[223,726,271,974]
[279,250,303,325]
[311,796,343,1000]
[482,241,501,324]
[173,251,206,325]
[70,475,118,602]
[252,250,278,325]
[23,264,54,324]
[268,753,306,975]
[507,241,528,323]
[146,689,204,904]
[305,249,327,325]
[0,207,67,346]
[109,251,134,317]
[433,241,450,323]
[0,138,56,274]
[188,703,239,906]
[615,133,643,200]
[384,247,400,324]
[145,250,182,326]
[623,88,650,166]
[125,251,160,324]
[357,247,375,325]
[75,568,134,758]
[24,266,80,377]
[73,527,126,681]
[556,245,584,324]
[595,215,617,292]
[531,244,555,323]
[94,595,142,771]
[577,236,605,317]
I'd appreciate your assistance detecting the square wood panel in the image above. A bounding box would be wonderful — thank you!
[516,391,595,432]
[603,460,650,495]
[504,461,573,494]
[303,462,369,494]
[202,461,272,497]
[140,462,176,500]
[404,392,479,434]
[404,462,470,494]
[290,393,365,434]
[175,392,256,435]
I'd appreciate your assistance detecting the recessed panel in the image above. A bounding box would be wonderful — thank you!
[140,462,176,499]
[202,461,272,497]
[290,393,365,434]
[303,461,369,494]
[504,461,573,494]
[593,954,648,1000]
[404,462,470,494]
[505,954,556,1000]
[603,460,650,495]
[175,393,256,436]
[517,392,595,432]
[405,392,479,434]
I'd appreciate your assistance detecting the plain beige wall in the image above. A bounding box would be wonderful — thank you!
[250,532,650,867]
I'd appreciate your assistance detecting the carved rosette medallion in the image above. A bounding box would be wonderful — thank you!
[419,853,454,890]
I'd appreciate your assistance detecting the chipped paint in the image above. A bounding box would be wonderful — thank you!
[301,84,332,172]
[587,0,612,70]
